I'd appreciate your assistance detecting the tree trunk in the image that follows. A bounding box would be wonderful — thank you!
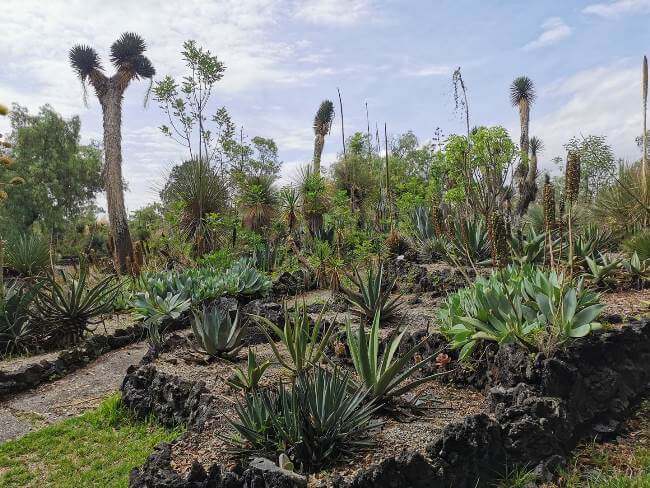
[313,133,324,173]
[516,151,538,217]
[101,84,134,274]
[514,100,530,214]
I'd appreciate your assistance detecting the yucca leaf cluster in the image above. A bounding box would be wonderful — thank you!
[341,263,403,323]
[32,264,119,346]
[226,366,379,473]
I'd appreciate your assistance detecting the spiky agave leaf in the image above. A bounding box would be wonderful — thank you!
[69,45,103,80]
[110,32,146,67]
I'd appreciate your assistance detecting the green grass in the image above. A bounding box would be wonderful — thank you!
[0,394,181,487]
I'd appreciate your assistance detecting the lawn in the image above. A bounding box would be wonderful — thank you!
[0,394,181,487]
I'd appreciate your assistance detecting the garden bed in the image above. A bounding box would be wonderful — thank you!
[123,315,650,488]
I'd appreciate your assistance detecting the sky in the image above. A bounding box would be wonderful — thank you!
[2,0,650,213]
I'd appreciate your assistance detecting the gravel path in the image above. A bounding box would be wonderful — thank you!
[0,342,148,443]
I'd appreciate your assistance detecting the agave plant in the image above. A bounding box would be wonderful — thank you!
[346,310,440,401]
[216,258,272,297]
[535,287,603,346]
[32,265,119,346]
[441,266,605,360]
[0,282,40,355]
[191,304,246,359]
[133,291,191,350]
[4,233,50,277]
[227,348,272,392]
[509,227,546,265]
[341,263,403,324]
[585,254,622,290]
[254,303,334,375]
[226,366,379,472]
[623,252,650,289]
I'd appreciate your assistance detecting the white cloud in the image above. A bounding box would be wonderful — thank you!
[400,64,452,78]
[532,60,643,173]
[583,0,650,17]
[293,0,374,26]
[523,17,572,51]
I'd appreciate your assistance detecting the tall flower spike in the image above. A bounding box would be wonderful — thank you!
[565,150,581,204]
[543,174,556,232]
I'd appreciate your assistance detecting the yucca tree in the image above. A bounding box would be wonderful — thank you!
[510,76,536,203]
[516,136,543,216]
[69,33,155,273]
[240,174,278,233]
[313,100,335,174]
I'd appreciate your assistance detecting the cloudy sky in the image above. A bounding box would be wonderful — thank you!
[2,0,649,212]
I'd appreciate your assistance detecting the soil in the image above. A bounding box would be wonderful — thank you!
[601,288,650,320]
[0,341,147,442]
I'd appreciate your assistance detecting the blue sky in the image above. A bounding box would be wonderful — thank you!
[2,0,649,212]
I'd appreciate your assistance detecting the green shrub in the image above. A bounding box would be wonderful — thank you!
[4,233,50,277]
[347,310,439,400]
[226,366,379,472]
[191,304,245,359]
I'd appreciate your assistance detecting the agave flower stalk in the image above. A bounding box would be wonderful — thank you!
[542,175,557,269]
[565,151,581,276]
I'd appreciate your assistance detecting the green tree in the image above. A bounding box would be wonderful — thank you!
[560,135,616,199]
[2,105,102,236]
[69,32,155,273]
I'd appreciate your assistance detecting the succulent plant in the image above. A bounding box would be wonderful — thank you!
[341,263,403,324]
[191,304,246,359]
[227,348,271,392]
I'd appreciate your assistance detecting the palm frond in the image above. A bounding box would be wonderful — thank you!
[133,55,156,79]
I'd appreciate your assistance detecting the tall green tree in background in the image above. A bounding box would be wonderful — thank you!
[562,135,615,199]
[2,105,102,236]
[69,32,155,273]
[313,100,335,173]
[510,76,536,204]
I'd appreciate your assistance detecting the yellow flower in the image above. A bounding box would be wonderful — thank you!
[0,155,13,167]
[9,176,24,186]
[0,190,8,201]
[0,104,8,116]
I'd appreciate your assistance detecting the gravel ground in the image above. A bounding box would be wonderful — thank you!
[0,341,147,443]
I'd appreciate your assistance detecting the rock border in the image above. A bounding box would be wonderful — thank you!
[0,322,149,398]
[124,319,650,488]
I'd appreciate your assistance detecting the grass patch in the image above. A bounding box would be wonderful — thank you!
[0,394,181,487]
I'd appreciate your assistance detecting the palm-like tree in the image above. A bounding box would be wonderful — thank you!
[516,136,543,216]
[313,100,335,173]
[69,33,155,273]
[510,76,536,203]
[240,175,278,232]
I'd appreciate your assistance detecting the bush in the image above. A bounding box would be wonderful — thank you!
[226,366,379,472]
[0,282,40,355]
[4,233,50,277]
